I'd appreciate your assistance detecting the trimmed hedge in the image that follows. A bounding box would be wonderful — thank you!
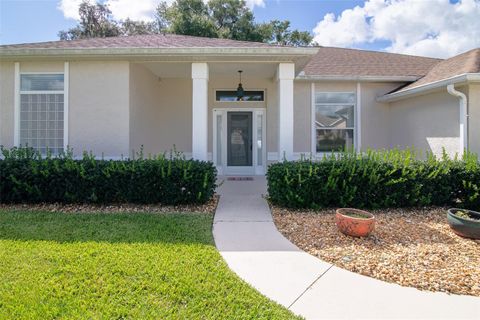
[0,147,217,205]
[267,150,480,210]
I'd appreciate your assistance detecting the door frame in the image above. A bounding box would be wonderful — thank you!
[212,107,266,176]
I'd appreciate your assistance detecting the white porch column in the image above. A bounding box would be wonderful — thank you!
[191,63,209,161]
[277,63,295,161]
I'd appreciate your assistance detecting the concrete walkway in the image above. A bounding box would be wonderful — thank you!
[213,176,480,320]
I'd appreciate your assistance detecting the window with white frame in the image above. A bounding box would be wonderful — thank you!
[19,74,65,154]
[315,92,355,152]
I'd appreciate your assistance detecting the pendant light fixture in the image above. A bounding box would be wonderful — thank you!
[236,70,244,101]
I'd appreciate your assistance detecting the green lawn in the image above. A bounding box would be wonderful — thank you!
[0,210,299,319]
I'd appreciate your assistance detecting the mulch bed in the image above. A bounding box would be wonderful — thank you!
[272,206,480,297]
[0,196,219,214]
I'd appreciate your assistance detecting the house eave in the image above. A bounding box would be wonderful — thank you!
[0,46,319,60]
[377,73,480,102]
[295,74,420,82]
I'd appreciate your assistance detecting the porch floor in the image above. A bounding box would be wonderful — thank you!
[212,177,480,319]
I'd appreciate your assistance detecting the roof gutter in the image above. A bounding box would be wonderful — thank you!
[295,74,420,82]
[0,46,319,59]
[447,84,468,155]
[377,73,480,102]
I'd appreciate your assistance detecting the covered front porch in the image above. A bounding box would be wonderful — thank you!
[129,60,299,175]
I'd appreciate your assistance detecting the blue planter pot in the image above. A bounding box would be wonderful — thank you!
[447,208,480,239]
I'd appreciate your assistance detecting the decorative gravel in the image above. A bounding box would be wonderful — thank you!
[272,206,480,297]
[0,196,219,214]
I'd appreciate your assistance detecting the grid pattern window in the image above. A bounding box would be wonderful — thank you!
[19,74,65,154]
[315,92,355,153]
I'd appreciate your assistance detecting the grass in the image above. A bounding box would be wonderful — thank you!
[0,210,299,319]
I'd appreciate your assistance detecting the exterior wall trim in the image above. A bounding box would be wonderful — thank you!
[13,62,69,150]
[13,62,20,147]
[64,61,69,150]
[311,88,357,156]
[213,107,266,176]
[310,82,316,154]
[191,62,209,160]
[277,63,295,161]
[356,82,362,152]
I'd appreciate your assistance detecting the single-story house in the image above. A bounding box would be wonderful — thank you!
[0,34,479,175]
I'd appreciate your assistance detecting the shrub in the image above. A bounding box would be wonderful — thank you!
[267,149,480,210]
[0,147,217,205]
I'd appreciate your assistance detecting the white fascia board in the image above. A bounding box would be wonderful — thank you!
[295,75,420,82]
[377,73,480,102]
[0,46,319,59]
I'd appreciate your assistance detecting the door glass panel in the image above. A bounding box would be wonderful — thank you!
[216,114,222,165]
[257,113,263,166]
[227,112,252,166]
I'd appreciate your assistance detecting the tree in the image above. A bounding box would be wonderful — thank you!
[59,1,120,40]
[208,0,264,42]
[156,0,217,38]
[261,20,313,46]
[59,0,313,46]
[121,19,160,36]
[156,0,313,45]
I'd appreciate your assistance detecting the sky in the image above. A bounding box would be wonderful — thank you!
[0,0,479,58]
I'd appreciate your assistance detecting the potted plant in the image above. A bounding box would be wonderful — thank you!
[336,208,375,237]
[447,208,480,239]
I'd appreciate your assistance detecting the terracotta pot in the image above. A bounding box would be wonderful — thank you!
[447,208,480,239]
[336,208,375,237]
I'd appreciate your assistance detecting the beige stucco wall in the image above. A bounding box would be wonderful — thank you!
[129,63,192,156]
[360,82,404,150]
[69,61,130,157]
[468,84,480,156]
[0,62,15,148]
[389,90,461,157]
[293,82,311,153]
[20,62,64,73]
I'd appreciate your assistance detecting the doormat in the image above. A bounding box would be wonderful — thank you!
[227,177,254,181]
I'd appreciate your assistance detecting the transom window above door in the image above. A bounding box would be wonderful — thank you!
[315,92,355,153]
[215,90,264,102]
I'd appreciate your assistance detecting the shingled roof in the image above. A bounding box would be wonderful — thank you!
[302,46,441,78]
[0,33,275,49]
[395,48,480,92]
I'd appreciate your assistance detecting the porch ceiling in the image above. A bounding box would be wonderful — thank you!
[142,62,279,79]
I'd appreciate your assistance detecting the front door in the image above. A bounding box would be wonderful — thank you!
[227,112,252,167]
[213,108,265,176]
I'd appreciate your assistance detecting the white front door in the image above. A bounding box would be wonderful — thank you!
[213,108,265,175]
